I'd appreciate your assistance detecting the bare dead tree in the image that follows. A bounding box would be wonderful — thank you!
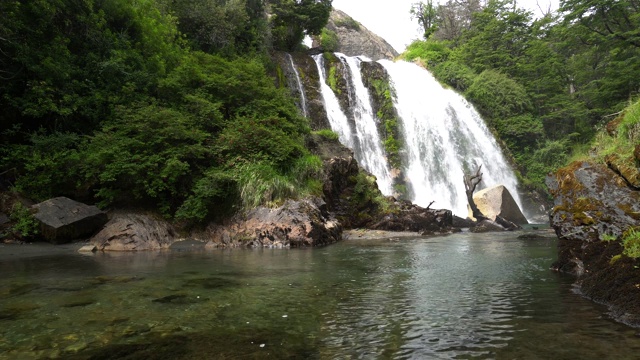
[463,165,488,222]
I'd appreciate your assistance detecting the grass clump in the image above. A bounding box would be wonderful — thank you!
[622,227,640,259]
[312,129,339,141]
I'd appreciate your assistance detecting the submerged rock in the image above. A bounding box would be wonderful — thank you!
[32,197,107,244]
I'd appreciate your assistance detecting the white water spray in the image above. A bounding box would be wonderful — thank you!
[286,53,308,118]
[312,54,354,149]
[379,60,524,216]
[336,54,393,194]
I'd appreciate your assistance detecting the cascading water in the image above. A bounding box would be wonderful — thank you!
[379,60,524,216]
[310,52,524,217]
[286,53,308,118]
[335,54,393,194]
[312,54,354,149]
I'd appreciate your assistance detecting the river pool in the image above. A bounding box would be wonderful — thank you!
[1,229,640,359]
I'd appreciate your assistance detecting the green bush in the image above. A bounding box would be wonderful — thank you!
[465,69,532,121]
[432,61,476,92]
[401,40,451,66]
[320,29,339,52]
[9,203,39,239]
[622,228,640,259]
[312,129,339,141]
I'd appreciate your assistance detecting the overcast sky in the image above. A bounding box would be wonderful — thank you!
[331,0,560,53]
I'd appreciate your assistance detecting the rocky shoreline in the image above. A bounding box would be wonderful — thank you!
[548,160,640,327]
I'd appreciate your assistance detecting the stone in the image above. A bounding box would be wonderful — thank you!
[32,197,108,244]
[78,245,97,253]
[0,212,9,226]
[548,161,640,325]
[470,220,506,233]
[90,212,176,251]
[315,9,398,61]
[194,197,342,248]
[468,185,528,225]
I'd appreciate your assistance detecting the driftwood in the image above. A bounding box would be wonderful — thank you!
[463,165,488,222]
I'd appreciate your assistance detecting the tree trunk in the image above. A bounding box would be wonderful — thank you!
[464,165,488,222]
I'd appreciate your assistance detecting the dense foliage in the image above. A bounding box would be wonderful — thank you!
[405,0,640,191]
[0,0,331,224]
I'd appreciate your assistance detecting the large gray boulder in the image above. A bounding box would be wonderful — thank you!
[317,9,398,61]
[32,197,107,244]
[90,212,176,251]
[468,185,528,225]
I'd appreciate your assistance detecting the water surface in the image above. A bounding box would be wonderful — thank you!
[1,231,639,359]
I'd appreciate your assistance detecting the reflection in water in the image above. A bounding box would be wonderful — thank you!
[2,232,640,359]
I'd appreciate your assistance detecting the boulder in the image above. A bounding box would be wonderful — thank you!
[371,200,454,235]
[468,185,528,225]
[91,212,176,251]
[470,219,507,233]
[32,197,108,244]
[318,9,399,61]
[196,197,342,248]
[548,161,640,325]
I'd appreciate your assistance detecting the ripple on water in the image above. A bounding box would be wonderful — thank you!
[2,235,640,359]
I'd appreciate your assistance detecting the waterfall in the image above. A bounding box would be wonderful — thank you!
[379,60,524,216]
[310,53,524,218]
[286,54,308,118]
[335,54,393,195]
[312,54,354,149]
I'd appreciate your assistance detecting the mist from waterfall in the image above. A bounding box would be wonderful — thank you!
[379,60,524,216]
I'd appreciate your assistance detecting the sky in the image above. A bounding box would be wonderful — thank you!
[331,0,560,53]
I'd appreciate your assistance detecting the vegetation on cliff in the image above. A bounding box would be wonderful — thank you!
[403,0,640,193]
[0,0,332,226]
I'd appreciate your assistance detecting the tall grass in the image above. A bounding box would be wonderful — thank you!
[236,154,323,210]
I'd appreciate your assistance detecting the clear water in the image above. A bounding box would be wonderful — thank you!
[2,232,640,359]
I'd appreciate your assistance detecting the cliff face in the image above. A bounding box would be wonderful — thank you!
[317,9,398,61]
[547,133,640,325]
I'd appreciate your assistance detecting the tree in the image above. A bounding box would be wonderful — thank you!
[411,1,438,39]
[560,0,640,48]
[463,165,488,222]
[269,0,333,51]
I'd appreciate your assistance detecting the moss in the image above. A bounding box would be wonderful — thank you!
[366,76,402,169]
[622,227,640,258]
[553,161,586,196]
[618,203,640,221]
[610,254,622,265]
[275,64,286,88]
[328,65,340,94]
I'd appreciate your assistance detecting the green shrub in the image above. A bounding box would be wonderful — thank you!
[9,203,39,238]
[622,227,640,259]
[465,69,532,121]
[320,29,339,52]
[312,129,339,141]
[401,40,451,66]
[432,61,476,92]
